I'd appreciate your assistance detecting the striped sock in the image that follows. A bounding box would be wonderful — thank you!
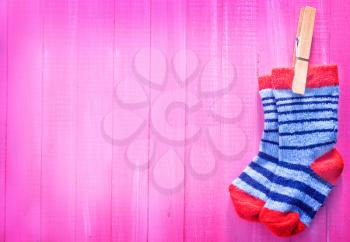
[259,65,344,237]
[229,75,279,221]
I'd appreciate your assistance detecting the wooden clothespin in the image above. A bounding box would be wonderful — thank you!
[292,6,316,94]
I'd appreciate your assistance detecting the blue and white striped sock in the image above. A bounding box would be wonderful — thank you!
[259,65,344,237]
[229,75,279,221]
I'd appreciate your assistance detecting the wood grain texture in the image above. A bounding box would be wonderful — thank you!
[0,0,7,240]
[0,0,349,241]
[74,1,114,241]
[40,1,77,240]
[112,1,149,241]
[5,1,42,241]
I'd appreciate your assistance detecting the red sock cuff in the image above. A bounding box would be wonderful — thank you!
[258,75,272,90]
[271,64,339,89]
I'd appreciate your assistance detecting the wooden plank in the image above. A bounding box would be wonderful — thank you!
[147,0,185,241]
[111,0,150,241]
[5,0,42,240]
[0,0,7,240]
[0,1,8,241]
[328,0,350,241]
[184,0,227,241]
[40,1,77,241]
[74,1,114,241]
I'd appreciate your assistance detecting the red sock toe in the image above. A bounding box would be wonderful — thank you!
[259,208,306,237]
[229,184,265,221]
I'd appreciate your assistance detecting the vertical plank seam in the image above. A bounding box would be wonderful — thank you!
[3,0,9,240]
[112,0,116,240]
[74,4,80,240]
[146,1,152,241]
[39,0,45,240]
[74,4,77,241]
[183,0,188,241]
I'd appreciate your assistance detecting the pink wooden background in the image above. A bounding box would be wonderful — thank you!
[0,0,350,241]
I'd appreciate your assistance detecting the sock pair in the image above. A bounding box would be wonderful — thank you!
[229,65,344,237]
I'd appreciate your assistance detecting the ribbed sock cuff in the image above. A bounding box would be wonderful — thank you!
[271,64,339,89]
[258,75,272,90]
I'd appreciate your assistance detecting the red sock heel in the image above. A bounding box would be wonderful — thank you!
[229,184,266,221]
